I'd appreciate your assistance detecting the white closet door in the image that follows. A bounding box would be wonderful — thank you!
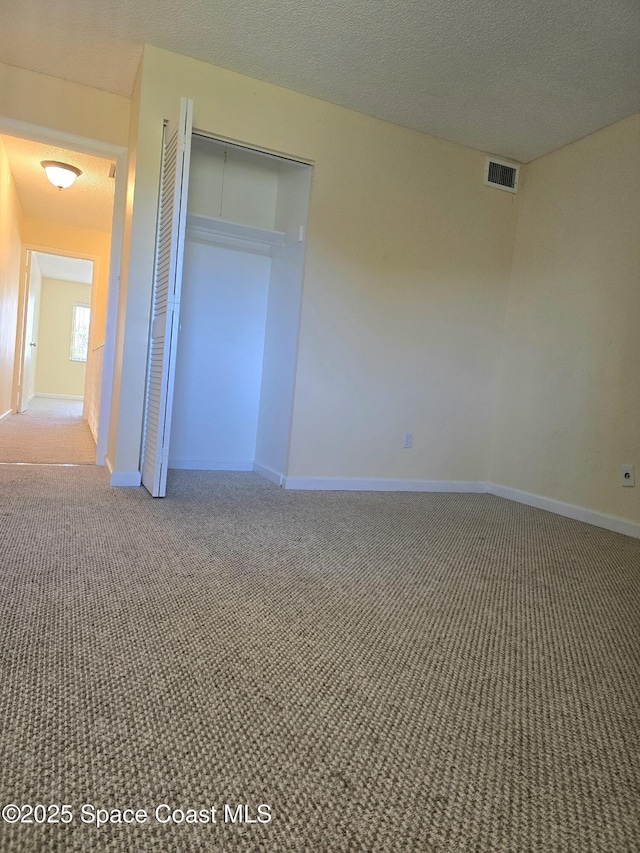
[141,97,193,497]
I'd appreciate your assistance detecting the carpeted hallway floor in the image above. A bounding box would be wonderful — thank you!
[0,463,639,851]
[0,397,96,464]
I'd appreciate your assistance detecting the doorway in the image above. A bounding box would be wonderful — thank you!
[0,124,126,466]
[16,251,94,413]
[3,249,98,465]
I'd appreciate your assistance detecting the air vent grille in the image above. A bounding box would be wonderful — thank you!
[485,158,519,193]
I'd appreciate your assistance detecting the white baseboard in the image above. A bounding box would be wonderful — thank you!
[28,393,36,402]
[97,453,640,538]
[168,457,254,471]
[283,476,488,493]
[253,462,284,486]
[0,409,11,424]
[488,483,640,539]
[110,471,142,487]
[105,457,141,487]
[34,393,83,401]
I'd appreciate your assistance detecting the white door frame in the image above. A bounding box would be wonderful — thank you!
[13,249,33,413]
[16,244,98,407]
[0,117,127,467]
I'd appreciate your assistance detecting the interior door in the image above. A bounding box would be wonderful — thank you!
[16,252,36,413]
[141,97,193,497]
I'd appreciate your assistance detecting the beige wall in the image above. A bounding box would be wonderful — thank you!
[110,45,518,478]
[34,278,91,397]
[492,115,640,523]
[0,62,129,148]
[3,51,637,528]
[0,60,126,428]
[0,135,23,417]
[106,59,143,467]
[21,218,111,345]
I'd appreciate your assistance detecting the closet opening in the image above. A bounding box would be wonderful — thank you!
[157,129,312,493]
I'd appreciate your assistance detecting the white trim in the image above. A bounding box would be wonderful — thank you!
[283,476,488,492]
[96,148,127,468]
[0,461,82,467]
[0,409,12,423]
[110,469,142,487]
[186,215,285,257]
[168,457,254,471]
[34,393,83,401]
[0,119,125,158]
[13,248,30,413]
[488,483,640,539]
[192,127,314,167]
[253,462,284,486]
[105,454,142,487]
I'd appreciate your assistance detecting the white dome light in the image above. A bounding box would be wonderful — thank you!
[41,160,82,190]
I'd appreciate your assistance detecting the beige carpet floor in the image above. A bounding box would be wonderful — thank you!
[0,466,638,851]
[0,397,96,464]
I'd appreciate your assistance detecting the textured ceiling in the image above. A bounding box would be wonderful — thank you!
[33,252,93,285]
[1,0,639,161]
[2,135,115,232]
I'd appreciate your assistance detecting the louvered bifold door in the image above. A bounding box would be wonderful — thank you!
[141,98,193,497]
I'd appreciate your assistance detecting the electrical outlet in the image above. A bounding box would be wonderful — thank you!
[621,465,635,487]
[402,432,413,449]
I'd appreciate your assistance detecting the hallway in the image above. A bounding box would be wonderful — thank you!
[0,397,96,464]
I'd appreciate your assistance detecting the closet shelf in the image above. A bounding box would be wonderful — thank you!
[186,214,286,257]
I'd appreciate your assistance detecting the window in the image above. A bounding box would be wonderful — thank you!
[70,303,91,362]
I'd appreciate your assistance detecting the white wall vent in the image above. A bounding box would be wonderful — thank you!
[485,157,519,193]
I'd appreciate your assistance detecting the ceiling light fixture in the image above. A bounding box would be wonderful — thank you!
[41,160,82,190]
